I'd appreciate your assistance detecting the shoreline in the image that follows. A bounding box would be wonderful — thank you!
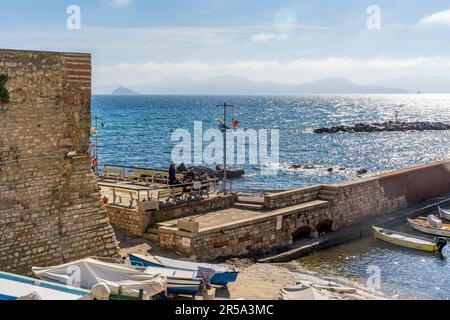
[116,228,389,300]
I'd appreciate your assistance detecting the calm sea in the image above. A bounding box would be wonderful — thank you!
[92,94,450,299]
[92,94,450,192]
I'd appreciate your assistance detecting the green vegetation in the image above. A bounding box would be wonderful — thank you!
[0,74,10,103]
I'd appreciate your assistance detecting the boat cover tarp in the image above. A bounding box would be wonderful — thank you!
[279,284,331,300]
[279,282,385,300]
[32,258,167,298]
[427,215,443,228]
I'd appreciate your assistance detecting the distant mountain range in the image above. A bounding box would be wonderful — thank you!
[103,75,450,95]
[375,76,450,94]
[132,76,407,95]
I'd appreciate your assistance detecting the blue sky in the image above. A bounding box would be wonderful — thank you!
[1,0,450,91]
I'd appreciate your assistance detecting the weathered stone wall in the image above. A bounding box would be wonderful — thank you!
[106,205,149,237]
[155,159,450,260]
[264,185,322,209]
[151,195,235,224]
[158,204,330,260]
[105,195,235,236]
[0,49,118,274]
[330,179,407,229]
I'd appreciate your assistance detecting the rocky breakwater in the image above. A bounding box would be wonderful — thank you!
[178,163,245,180]
[314,121,450,134]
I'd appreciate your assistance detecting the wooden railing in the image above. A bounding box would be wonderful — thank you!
[99,172,220,208]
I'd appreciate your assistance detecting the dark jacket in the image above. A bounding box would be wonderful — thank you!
[169,166,177,183]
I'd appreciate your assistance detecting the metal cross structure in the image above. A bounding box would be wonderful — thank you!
[217,102,233,194]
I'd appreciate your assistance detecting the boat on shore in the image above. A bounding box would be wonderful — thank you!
[439,206,450,221]
[373,226,447,253]
[407,217,450,237]
[0,271,90,300]
[129,253,239,286]
[32,258,201,298]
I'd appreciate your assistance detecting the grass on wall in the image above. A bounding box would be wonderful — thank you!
[0,74,10,103]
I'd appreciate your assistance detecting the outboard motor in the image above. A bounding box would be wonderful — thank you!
[436,237,447,255]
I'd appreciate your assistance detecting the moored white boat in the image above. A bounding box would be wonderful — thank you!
[0,271,90,300]
[408,217,450,237]
[439,206,450,221]
[141,265,202,296]
[129,253,239,286]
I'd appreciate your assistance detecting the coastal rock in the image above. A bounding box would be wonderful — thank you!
[314,121,450,134]
[187,165,245,180]
[216,165,245,179]
[356,169,368,175]
[189,166,219,179]
[289,164,316,170]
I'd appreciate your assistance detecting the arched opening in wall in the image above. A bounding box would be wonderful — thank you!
[316,220,333,236]
[292,226,313,243]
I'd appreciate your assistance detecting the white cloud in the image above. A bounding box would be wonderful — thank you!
[273,7,298,34]
[419,9,450,26]
[251,33,277,42]
[103,0,133,7]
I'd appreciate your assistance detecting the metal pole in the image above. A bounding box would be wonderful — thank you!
[95,116,99,175]
[223,102,227,194]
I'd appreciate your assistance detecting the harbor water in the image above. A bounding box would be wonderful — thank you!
[92,94,450,299]
[295,220,450,300]
[92,94,450,193]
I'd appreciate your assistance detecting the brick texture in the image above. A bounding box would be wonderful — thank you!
[0,49,119,274]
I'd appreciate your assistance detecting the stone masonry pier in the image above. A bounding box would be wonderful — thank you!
[148,159,450,261]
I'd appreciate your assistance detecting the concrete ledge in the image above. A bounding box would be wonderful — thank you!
[156,199,330,237]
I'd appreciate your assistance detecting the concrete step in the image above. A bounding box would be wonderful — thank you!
[237,196,265,205]
[143,232,159,242]
[234,202,264,211]
[275,199,330,216]
[319,189,338,196]
[318,194,337,201]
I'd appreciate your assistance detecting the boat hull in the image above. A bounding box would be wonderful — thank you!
[0,272,89,300]
[439,207,450,221]
[373,226,438,253]
[408,218,450,237]
[129,254,238,286]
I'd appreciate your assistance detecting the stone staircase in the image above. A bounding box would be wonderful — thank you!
[143,229,159,242]
[233,195,265,211]
[317,186,339,203]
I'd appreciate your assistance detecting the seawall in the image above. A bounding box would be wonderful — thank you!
[151,159,450,261]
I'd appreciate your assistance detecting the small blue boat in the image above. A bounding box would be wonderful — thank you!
[0,272,90,300]
[33,258,199,298]
[129,253,239,286]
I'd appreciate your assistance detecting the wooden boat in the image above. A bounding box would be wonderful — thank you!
[407,217,450,237]
[141,265,202,296]
[0,271,90,300]
[373,226,447,253]
[129,253,239,286]
[439,206,450,221]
